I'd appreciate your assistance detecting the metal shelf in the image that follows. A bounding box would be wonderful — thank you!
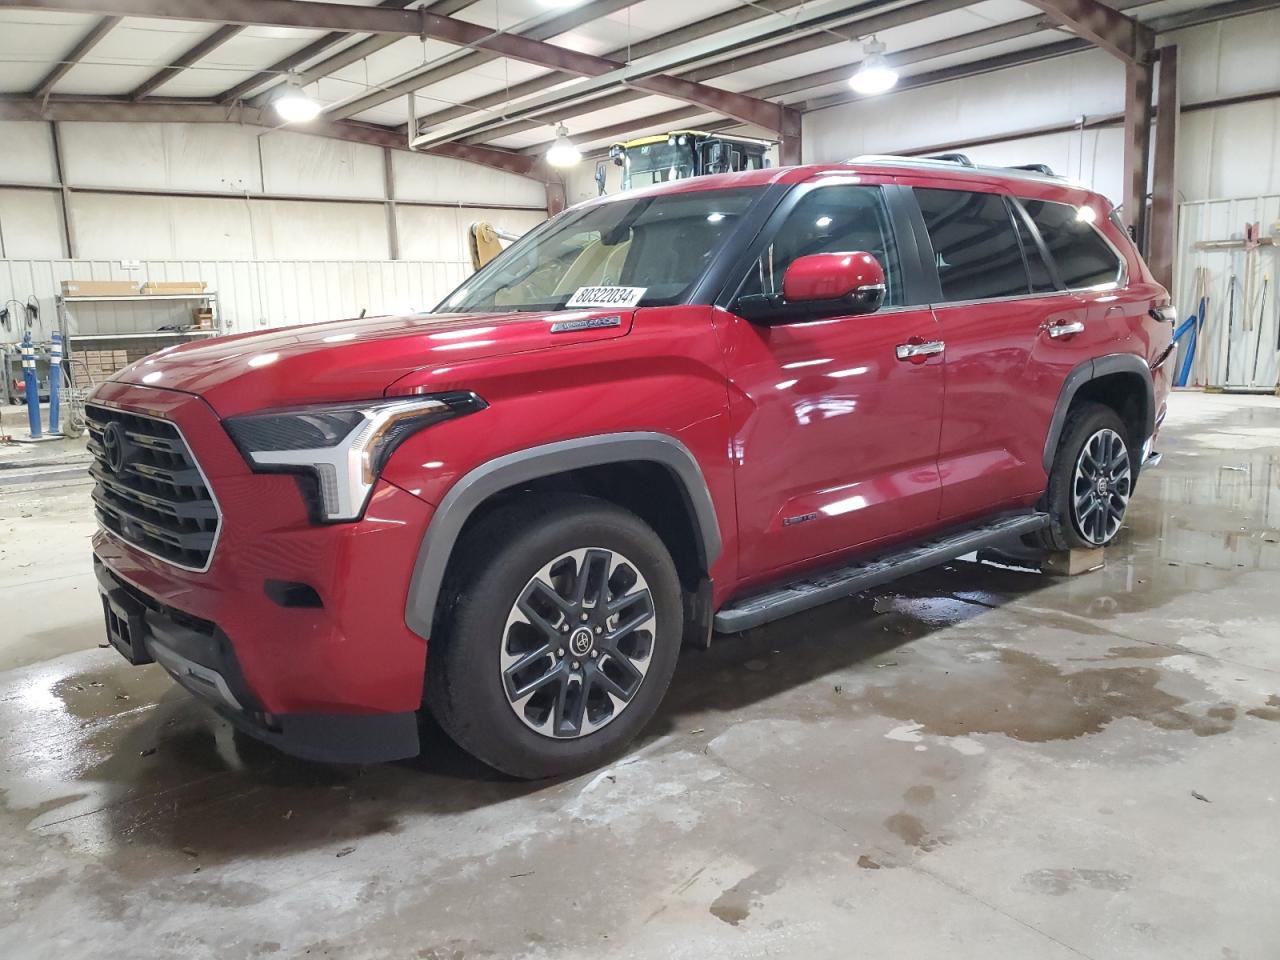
[67,331,216,340]
[61,293,216,302]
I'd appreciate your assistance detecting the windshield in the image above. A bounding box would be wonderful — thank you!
[438,187,762,313]
[623,141,695,189]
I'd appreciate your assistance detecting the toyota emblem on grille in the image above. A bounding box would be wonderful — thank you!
[102,421,129,473]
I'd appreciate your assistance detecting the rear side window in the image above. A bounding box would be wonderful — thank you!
[740,184,903,306]
[1020,199,1124,289]
[1012,211,1056,293]
[914,188,1028,302]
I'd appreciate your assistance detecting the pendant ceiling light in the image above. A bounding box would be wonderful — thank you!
[275,74,322,123]
[849,37,899,96]
[546,123,582,168]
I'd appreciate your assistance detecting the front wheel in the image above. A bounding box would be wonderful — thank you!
[1036,402,1134,551]
[427,495,683,779]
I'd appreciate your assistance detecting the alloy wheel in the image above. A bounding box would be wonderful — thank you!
[1072,428,1131,545]
[500,547,656,738]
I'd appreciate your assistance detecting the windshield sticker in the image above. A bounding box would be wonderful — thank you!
[551,315,623,334]
[565,286,647,308]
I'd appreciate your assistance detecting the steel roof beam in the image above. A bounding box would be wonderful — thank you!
[29,15,119,100]
[129,24,243,99]
[469,0,973,147]
[407,0,920,148]
[1023,0,1153,63]
[2,0,792,134]
[230,0,473,108]
[326,0,639,121]
[0,94,558,182]
[405,0,808,135]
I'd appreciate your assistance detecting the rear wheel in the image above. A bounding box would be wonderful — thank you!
[427,494,683,779]
[1036,402,1133,551]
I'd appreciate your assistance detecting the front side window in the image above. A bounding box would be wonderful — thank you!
[440,187,760,313]
[1020,198,1124,289]
[914,188,1029,302]
[740,184,903,306]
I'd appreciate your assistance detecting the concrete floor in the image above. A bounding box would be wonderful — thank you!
[2,391,1278,959]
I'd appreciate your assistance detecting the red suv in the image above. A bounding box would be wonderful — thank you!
[91,156,1173,778]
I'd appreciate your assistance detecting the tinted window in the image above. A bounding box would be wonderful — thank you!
[440,187,759,312]
[915,188,1030,301]
[1012,210,1056,292]
[741,185,902,306]
[1021,199,1124,288]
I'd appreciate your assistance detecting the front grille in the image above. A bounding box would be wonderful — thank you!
[86,403,221,571]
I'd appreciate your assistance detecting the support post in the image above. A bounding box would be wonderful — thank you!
[545,180,566,217]
[49,331,62,435]
[1148,45,1179,291]
[382,147,400,260]
[779,107,803,166]
[21,332,41,438]
[49,120,77,258]
[1122,58,1153,253]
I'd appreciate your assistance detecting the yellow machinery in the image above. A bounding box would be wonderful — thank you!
[468,221,523,271]
[466,131,771,271]
[604,131,771,193]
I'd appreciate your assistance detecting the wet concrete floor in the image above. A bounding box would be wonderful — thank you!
[1,391,1278,959]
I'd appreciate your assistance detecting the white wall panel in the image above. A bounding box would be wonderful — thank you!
[0,257,480,349]
[1173,195,1280,391]
[397,205,545,263]
[392,151,547,208]
[69,193,256,260]
[801,10,1280,207]
[260,131,385,200]
[0,189,65,259]
[248,199,390,260]
[59,122,263,193]
[0,121,57,185]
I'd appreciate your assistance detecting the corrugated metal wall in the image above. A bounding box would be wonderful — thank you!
[1174,196,1280,391]
[1,257,473,346]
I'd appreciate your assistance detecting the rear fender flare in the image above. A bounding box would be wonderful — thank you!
[1042,353,1154,472]
[404,432,721,640]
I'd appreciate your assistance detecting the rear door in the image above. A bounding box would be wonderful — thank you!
[906,183,1090,521]
[714,176,946,584]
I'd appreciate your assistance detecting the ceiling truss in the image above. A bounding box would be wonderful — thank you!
[0,0,1273,186]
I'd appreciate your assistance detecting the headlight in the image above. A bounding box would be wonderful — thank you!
[225,391,485,522]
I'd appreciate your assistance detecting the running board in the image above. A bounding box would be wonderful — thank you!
[712,512,1050,634]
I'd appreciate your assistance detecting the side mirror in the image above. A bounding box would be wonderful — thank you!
[735,252,887,325]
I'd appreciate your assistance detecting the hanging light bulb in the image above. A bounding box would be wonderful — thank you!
[546,123,582,168]
[849,37,899,96]
[275,74,322,123]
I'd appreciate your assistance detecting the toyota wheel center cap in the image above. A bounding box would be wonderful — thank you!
[569,627,594,657]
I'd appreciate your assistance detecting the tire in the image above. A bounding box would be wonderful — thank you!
[1034,402,1134,552]
[426,493,683,779]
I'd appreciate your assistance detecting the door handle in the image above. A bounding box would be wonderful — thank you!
[1045,320,1085,339]
[895,340,945,362]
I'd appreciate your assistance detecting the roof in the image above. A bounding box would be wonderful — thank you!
[0,0,1249,175]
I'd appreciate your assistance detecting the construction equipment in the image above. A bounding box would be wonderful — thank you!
[468,221,524,271]
[603,131,771,194]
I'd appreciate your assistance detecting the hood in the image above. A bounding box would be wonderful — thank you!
[111,308,634,417]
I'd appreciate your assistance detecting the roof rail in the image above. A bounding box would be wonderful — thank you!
[847,154,1069,186]
[1007,162,1056,176]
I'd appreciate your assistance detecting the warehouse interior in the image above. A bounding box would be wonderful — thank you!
[2,0,1279,957]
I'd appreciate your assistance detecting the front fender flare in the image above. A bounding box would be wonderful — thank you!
[404,432,722,640]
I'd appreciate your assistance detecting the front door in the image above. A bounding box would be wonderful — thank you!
[716,179,945,585]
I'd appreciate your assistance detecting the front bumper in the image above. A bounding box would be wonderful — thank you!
[89,380,437,764]
[97,553,420,764]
